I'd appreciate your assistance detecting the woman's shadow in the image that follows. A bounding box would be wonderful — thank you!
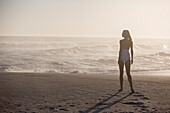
[80,91,133,113]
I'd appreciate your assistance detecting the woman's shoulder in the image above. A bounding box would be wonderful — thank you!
[119,39,124,43]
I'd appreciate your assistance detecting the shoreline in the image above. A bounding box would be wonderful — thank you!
[1,69,170,75]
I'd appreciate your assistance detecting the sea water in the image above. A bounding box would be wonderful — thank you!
[0,36,170,74]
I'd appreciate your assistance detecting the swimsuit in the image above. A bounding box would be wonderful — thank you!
[121,49,130,61]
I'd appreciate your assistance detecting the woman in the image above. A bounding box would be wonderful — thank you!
[118,30,134,93]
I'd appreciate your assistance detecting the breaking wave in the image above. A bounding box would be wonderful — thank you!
[0,38,170,74]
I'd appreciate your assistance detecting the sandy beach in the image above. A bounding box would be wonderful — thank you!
[0,71,170,113]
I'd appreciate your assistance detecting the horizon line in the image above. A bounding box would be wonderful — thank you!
[0,35,169,39]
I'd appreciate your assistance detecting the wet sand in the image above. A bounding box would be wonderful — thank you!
[0,71,170,113]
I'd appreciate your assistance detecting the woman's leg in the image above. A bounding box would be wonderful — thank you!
[119,60,124,91]
[125,59,134,93]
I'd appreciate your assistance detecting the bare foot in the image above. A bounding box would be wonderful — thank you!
[119,89,123,92]
[131,89,135,93]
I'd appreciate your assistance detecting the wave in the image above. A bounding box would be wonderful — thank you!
[1,41,169,52]
[156,52,170,57]
[0,40,170,74]
[0,42,78,50]
[135,45,155,50]
[42,44,115,57]
[150,51,170,57]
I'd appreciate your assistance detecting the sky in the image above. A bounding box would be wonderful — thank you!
[0,0,170,38]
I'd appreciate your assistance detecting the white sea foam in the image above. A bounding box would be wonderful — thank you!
[0,37,170,74]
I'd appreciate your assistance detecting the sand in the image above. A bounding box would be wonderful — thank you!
[0,71,170,113]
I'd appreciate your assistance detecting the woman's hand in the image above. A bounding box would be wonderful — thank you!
[118,59,121,65]
[131,59,133,65]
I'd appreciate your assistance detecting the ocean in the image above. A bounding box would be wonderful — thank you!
[0,36,170,74]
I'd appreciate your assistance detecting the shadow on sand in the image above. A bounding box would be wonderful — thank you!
[80,91,133,113]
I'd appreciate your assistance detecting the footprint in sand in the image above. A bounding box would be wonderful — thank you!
[133,93,150,100]
[49,107,55,111]
[85,102,88,105]
[123,93,150,112]
[141,97,150,100]
[78,110,84,113]
[69,104,75,107]
[123,101,144,105]
[130,98,138,101]
[133,94,145,97]
[49,107,59,112]
[134,106,149,112]
[59,108,69,111]
[123,101,148,109]
[58,105,62,107]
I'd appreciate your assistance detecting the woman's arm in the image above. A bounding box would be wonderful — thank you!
[118,40,122,64]
[130,41,134,64]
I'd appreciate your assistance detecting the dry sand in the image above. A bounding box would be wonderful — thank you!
[0,71,170,113]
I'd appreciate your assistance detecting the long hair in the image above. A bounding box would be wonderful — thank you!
[122,30,133,43]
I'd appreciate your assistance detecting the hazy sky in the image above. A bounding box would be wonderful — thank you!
[0,0,170,38]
